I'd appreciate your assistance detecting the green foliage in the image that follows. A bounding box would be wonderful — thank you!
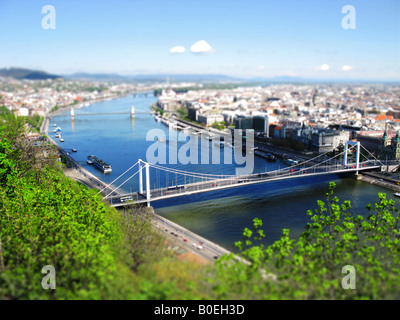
[0,112,208,299]
[0,114,127,298]
[155,107,164,116]
[85,86,108,93]
[0,106,10,116]
[24,115,43,132]
[176,106,188,118]
[211,182,400,299]
[50,105,60,113]
[211,121,226,130]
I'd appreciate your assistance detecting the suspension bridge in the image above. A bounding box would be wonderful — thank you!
[99,141,389,207]
[70,106,151,118]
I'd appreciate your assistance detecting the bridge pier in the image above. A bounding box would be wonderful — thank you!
[131,106,135,119]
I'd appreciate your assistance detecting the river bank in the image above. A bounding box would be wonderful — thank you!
[358,171,400,193]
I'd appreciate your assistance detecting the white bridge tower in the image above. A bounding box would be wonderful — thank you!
[343,140,361,175]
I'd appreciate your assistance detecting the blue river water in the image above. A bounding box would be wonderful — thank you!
[49,93,395,251]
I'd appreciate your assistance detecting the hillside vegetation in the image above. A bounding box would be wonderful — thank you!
[0,111,208,299]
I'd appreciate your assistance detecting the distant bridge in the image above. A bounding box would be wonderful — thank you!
[99,141,387,207]
[70,106,151,118]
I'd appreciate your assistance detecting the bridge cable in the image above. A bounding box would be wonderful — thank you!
[103,167,142,199]
[97,160,139,195]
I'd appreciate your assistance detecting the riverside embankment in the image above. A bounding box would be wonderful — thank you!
[358,171,400,193]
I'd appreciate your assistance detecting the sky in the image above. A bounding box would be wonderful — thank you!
[0,0,399,80]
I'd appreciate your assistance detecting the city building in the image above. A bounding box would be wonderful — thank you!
[357,128,400,160]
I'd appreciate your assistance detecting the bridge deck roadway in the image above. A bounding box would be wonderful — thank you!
[72,112,151,116]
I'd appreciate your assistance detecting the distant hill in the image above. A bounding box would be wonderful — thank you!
[249,75,308,83]
[3,67,396,84]
[64,72,243,83]
[65,72,128,82]
[138,73,243,83]
[0,67,61,80]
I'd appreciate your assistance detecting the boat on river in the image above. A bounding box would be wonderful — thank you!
[87,155,112,174]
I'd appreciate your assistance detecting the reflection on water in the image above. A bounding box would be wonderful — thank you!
[50,93,397,252]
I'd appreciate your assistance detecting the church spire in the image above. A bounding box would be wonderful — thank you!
[383,123,388,139]
[394,130,400,161]
[394,130,400,143]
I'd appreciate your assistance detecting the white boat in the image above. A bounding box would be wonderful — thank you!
[87,155,112,174]
[394,193,400,197]
[60,138,64,142]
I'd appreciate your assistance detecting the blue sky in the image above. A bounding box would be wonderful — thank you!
[0,0,399,80]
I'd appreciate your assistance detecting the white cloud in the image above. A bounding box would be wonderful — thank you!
[341,65,354,71]
[190,40,214,53]
[258,65,265,70]
[169,46,185,54]
[317,64,330,71]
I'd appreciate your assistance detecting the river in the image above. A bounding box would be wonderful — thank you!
[49,93,395,251]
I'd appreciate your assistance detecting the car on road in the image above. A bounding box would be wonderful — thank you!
[120,196,133,203]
